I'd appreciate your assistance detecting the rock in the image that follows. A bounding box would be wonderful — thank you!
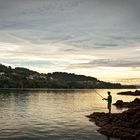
[87,108,140,139]
[113,98,140,108]
[113,100,124,106]
[117,90,140,96]
[133,98,140,104]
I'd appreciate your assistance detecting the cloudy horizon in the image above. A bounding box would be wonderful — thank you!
[0,0,140,85]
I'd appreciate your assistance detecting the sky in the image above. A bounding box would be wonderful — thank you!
[0,0,140,85]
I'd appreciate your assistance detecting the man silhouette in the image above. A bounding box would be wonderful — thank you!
[103,91,112,114]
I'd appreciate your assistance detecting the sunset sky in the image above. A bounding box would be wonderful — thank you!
[0,0,140,85]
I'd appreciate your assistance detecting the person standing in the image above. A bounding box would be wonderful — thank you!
[103,91,112,114]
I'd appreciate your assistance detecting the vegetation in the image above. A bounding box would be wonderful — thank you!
[0,64,136,89]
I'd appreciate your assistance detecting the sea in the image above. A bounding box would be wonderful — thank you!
[0,89,138,140]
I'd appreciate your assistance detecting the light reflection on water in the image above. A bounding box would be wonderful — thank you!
[0,89,137,140]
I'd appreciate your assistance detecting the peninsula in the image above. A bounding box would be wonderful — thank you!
[0,64,136,89]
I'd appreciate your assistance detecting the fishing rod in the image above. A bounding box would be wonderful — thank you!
[93,82,108,100]
[94,89,104,99]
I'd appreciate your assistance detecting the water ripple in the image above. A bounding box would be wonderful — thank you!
[0,89,131,139]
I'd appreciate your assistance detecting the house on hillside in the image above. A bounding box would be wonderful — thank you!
[0,72,5,75]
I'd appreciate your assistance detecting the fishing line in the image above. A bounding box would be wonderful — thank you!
[94,90,104,99]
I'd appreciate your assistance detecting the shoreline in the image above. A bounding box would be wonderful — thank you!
[87,98,140,140]
[0,87,138,91]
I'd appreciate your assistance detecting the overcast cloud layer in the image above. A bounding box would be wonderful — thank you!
[0,0,140,84]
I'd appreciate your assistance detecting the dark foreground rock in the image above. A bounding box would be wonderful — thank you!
[87,108,140,140]
[117,90,140,96]
[113,98,140,108]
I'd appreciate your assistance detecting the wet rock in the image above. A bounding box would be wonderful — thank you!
[133,98,140,104]
[113,98,140,108]
[87,108,140,139]
[113,100,124,107]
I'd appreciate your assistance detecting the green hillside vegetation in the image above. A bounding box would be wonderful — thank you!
[0,64,136,89]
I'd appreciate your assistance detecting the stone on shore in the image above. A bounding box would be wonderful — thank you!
[87,108,140,140]
[87,98,140,139]
[113,98,140,108]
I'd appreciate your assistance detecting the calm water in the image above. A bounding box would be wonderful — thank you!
[0,89,138,140]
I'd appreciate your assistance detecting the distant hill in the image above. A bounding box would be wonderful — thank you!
[0,64,136,89]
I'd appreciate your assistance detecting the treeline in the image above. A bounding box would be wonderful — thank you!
[0,64,136,89]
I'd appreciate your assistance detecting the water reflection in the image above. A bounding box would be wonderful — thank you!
[0,89,137,140]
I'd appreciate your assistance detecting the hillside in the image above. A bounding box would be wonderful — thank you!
[0,64,136,89]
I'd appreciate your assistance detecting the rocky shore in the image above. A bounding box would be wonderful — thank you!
[117,90,140,96]
[87,98,140,140]
[113,98,140,108]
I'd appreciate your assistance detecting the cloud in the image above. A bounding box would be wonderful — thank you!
[95,43,118,47]
[0,0,140,48]
[117,78,140,85]
[66,59,140,69]
[0,41,139,68]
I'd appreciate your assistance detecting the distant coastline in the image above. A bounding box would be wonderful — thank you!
[0,87,138,91]
[0,64,137,89]
[117,90,140,96]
